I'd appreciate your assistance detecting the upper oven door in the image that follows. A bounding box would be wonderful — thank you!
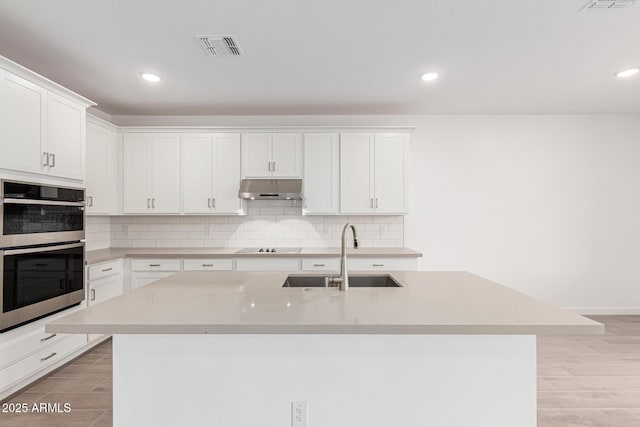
[0,181,85,247]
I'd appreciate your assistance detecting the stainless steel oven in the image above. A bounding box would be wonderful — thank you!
[0,180,85,332]
[0,180,85,247]
[1,241,85,331]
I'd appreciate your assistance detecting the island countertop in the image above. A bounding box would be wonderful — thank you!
[47,271,603,336]
[85,247,422,265]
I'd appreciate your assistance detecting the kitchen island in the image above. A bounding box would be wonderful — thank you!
[47,271,602,427]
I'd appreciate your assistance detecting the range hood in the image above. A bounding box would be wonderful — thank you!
[238,179,303,200]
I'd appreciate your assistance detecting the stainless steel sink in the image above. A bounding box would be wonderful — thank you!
[282,275,402,288]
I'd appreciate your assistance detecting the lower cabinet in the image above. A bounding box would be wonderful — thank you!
[87,259,124,342]
[235,258,301,272]
[183,259,233,271]
[0,305,87,397]
[130,259,181,289]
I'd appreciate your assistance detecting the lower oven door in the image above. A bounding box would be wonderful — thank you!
[1,242,85,332]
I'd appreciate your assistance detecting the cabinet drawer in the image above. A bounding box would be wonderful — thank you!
[183,259,233,271]
[235,258,300,272]
[0,334,86,390]
[348,258,417,271]
[88,259,123,281]
[301,258,340,271]
[89,275,124,306]
[0,327,65,370]
[131,258,181,272]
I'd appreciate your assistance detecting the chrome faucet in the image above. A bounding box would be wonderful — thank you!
[330,223,359,291]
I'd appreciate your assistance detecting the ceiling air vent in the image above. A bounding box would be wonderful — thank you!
[195,35,243,57]
[582,0,635,9]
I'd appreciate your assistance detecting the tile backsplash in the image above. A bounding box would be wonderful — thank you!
[85,201,404,249]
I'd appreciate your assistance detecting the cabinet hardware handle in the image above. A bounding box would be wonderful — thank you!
[372,264,384,267]
[40,334,57,342]
[86,196,93,207]
[101,267,113,272]
[207,198,211,208]
[313,264,325,267]
[42,152,49,167]
[267,161,271,172]
[50,153,56,168]
[375,198,379,208]
[149,264,161,267]
[202,264,214,267]
[272,162,276,172]
[370,198,374,208]
[90,289,96,301]
[212,198,216,209]
[40,352,57,362]
[147,198,151,208]
[152,198,156,208]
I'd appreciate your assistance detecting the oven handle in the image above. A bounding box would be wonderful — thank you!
[1,198,85,207]
[3,242,85,256]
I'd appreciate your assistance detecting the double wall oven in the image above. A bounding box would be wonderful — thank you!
[0,180,85,332]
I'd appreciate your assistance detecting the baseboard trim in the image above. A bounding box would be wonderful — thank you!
[565,307,640,315]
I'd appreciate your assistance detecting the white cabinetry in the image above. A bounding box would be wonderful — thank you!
[0,70,47,175]
[303,133,339,214]
[235,258,300,271]
[340,133,409,214]
[123,133,181,214]
[241,133,302,178]
[182,259,234,271]
[87,259,124,342]
[182,133,242,214]
[130,259,181,289]
[46,93,85,180]
[85,118,117,214]
[0,65,89,181]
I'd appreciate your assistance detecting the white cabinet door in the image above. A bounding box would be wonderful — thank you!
[212,133,242,213]
[123,134,153,213]
[272,133,302,178]
[86,121,117,215]
[0,70,47,175]
[46,93,85,180]
[374,134,409,214]
[340,133,374,214]
[88,274,124,307]
[182,133,213,214]
[303,133,339,214]
[241,133,272,178]
[152,134,181,213]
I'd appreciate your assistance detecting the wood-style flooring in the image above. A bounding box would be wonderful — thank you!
[1,316,639,426]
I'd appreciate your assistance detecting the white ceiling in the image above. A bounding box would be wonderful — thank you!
[0,0,639,115]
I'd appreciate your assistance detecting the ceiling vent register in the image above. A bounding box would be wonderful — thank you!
[582,0,635,9]
[195,35,242,56]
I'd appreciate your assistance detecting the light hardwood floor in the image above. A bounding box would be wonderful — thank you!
[1,316,639,426]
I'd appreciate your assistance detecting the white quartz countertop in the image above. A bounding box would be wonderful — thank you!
[85,247,423,265]
[47,271,603,336]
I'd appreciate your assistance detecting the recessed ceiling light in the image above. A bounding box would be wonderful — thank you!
[421,72,439,82]
[141,72,161,83]
[616,68,639,78]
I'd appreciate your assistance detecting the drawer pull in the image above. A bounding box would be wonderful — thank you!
[101,267,113,272]
[372,264,384,267]
[313,264,325,267]
[202,264,214,267]
[40,334,57,342]
[149,264,161,267]
[40,352,57,362]
[90,289,96,301]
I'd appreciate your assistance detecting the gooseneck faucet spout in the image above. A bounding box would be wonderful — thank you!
[330,223,358,291]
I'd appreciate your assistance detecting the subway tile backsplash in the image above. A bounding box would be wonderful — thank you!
[85,201,404,249]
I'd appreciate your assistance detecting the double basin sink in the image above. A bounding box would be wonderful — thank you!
[282,275,402,288]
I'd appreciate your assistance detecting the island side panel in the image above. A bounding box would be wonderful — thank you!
[113,334,536,427]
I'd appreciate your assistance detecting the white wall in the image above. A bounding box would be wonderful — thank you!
[100,112,640,312]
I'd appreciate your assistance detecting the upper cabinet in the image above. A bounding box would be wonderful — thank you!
[123,133,181,214]
[182,133,243,214]
[340,133,409,215]
[241,133,302,178]
[303,133,339,215]
[0,58,93,182]
[85,118,118,215]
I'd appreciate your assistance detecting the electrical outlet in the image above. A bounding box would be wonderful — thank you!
[291,401,307,427]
